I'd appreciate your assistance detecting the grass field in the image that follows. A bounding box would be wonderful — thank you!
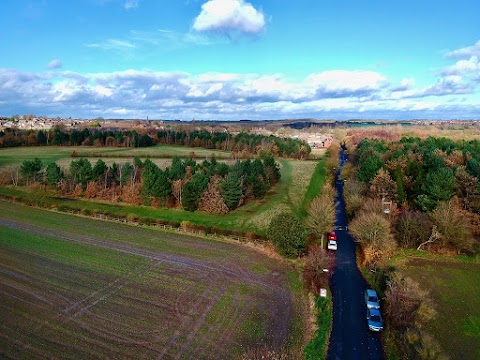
[392,252,480,360]
[0,202,306,359]
[0,144,232,169]
[0,157,323,237]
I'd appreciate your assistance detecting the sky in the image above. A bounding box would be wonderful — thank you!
[0,0,479,120]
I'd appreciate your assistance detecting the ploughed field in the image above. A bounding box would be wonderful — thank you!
[0,202,300,359]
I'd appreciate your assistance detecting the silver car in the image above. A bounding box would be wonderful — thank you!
[365,289,380,309]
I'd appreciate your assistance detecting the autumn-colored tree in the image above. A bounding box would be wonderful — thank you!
[84,181,97,198]
[349,211,396,266]
[455,166,480,210]
[303,245,334,293]
[343,178,366,217]
[394,211,432,249]
[198,176,229,215]
[369,169,397,200]
[72,183,83,197]
[385,273,432,330]
[306,185,336,247]
[431,200,474,252]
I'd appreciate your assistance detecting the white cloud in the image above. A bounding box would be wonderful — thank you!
[442,56,480,79]
[193,0,265,35]
[124,0,139,9]
[47,59,63,69]
[446,40,480,59]
[308,70,388,99]
[85,39,136,50]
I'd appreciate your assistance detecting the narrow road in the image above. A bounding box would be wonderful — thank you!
[326,148,385,360]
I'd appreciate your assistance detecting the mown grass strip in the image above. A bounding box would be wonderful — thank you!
[298,157,327,219]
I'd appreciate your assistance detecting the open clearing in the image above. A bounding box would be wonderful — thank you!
[394,254,480,360]
[0,202,305,359]
[0,144,232,169]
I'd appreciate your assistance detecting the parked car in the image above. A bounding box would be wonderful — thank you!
[327,240,337,251]
[365,289,380,309]
[366,308,383,332]
[328,231,337,241]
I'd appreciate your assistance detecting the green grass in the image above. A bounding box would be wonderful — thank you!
[0,157,324,237]
[299,157,328,218]
[0,225,144,275]
[391,252,480,360]
[304,296,332,360]
[0,144,232,170]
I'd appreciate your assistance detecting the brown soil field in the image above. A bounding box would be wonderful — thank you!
[0,202,304,359]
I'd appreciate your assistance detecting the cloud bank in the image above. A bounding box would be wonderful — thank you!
[0,65,477,120]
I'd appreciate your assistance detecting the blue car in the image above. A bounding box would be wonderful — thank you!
[364,289,380,309]
[367,308,384,332]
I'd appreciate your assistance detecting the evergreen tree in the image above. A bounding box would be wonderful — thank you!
[221,172,243,210]
[268,212,307,257]
[46,162,63,186]
[92,159,107,181]
[182,172,209,211]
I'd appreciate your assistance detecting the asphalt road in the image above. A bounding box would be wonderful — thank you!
[326,148,385,360]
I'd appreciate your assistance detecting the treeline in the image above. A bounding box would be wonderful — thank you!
[0,127,152,148]
[342,136,480,256]
[155,129,311,158]
[14,156,281,214]
[0,127,311,159]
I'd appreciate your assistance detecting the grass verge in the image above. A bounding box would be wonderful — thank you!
[304,296,332,360]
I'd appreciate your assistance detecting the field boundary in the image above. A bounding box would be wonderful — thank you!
[0,195,264,246]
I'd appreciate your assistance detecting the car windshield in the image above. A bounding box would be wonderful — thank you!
[368,296,378,302]
[370,315,381,322]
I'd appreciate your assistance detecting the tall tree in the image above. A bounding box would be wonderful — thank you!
[182,172,209,211]
[46,162,64,186]
[221,172,243,210]
[306,191,336,248]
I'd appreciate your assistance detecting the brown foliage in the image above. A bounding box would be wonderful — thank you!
[369,169,397,200]
[198,176,229,215]
[84,181,97,198]
[431,199,474,252]
[120,183,142,205]
[385,273,432,330]
[394,211,433,248]
[343,178,367,217]
[172,179,183,207]
[303,245,333,294]
[306,188,336,245]
[72,184,83,197]
[349,210,396,265]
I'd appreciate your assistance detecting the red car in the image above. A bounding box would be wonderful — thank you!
[328,231,337,241]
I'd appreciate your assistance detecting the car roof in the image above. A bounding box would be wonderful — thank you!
[366,289,377,296]
[369,308,381,316]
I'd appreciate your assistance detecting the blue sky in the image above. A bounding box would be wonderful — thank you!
[1,0,479,120]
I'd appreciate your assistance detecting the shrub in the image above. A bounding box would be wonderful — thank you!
[267,212,306,258]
